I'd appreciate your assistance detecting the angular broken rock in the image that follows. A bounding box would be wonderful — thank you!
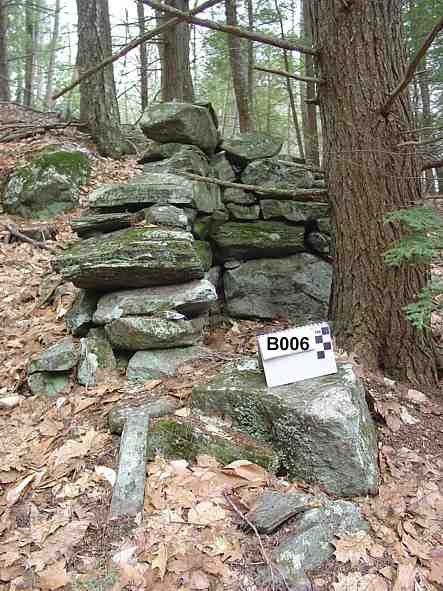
[242,158,315,191]
[144,204,189,229]
[53,227,204,290]
[77,334,116,387]
[192,359,379,496]
[108,397,179,434]
[28,336,79,373]
[93,279,217,324]
[127,346,211,381]
[105,315,206,351]
[139,102,219,154]
[70,211,143,238]
[221,133,283,167]
[64,289,99,336]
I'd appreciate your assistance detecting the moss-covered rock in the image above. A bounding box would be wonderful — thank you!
[242,158,315,191]
[70,211,143,238]
[28,336,79,373]
[3,144,91,219]
[194,240,213,271]
[27,371,70,396]
[226,203,261,220]
[260,200,329,222]
[146,416,278,470]
[192,359,379,497]
[53,226,205,290]
[211,221,305,261]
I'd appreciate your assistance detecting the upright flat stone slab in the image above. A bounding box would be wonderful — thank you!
[110,413,149,518]
[211,221,305,261]
[140,102,219,154]
[53,227,204,290]
[224,254,331,323]
[94,279,217,324]
[192,359,379,497]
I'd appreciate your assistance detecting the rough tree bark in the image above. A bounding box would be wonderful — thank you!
[137,0,149,110]
[76,0,124,157]
[0,0,9,101]
[24,0,35,106]
[310,0,438,386]
[159,0,194,102]
[225,0,253,132]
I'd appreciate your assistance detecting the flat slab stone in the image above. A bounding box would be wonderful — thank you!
[53,227,204,290]
[224,254,331,323]
[70,211,143,238]
[144,205,189,229]
[242,158,314,191]
[192,359,379,497]
[226,203,260,220]
[140,102,219,154]
[260,200,329,222]
[127,346,211,381]
[109,397,179,434]
[211,221,305,261]
[110,413,149,518]
[105,315,206,351]
[28,336,79,373]
[142,144,209,177]
[94,279,217,324]
[222,187,257,205]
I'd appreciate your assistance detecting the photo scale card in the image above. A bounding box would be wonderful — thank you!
[257,322,337,388]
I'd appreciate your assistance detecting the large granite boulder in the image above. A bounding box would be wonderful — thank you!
[221,133,282,167]
[3,145,91,219]
[260,200,329,222]
[93,279,217,324]
[211,221,305,261]
[105,315,206,350]
[141,144,209,177]
[88,173,222,214]
[53,227,205,290]
[242,158,315,191]
[139,102,219,154]
[192,359,380,497]
[224,254,331,323]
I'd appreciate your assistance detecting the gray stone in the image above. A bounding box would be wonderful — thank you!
[105,315,206,351]
[192,360,380,496]
[246,491,319,534]
[88,173,221,213]
[77,334,117,387]
[260,200,329,222]
[224,254,331,323]
[110,413,149,518]
[222,187,257,205]
[109,397,179,434]
[94,279,217,324]
[145,204,189,229]
[226,203,261,220]
[209,152,236,181]
[221,133,283,166]
[140,102,219,154]
[242,159,315,191]
[53,227,204,290]
[127,346,211,381]
[211,221,305,261]
[142,144,209,177]
[64,290,99,336]
[70,211,143,238]
[205,266,222,293]
[28,336,79,373]
[27,371,70,397]
[273,499,368,577]
[4,145,90,219]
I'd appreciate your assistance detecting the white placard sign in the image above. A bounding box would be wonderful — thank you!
[257,322,337,388]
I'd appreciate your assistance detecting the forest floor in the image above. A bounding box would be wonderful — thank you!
[0,120,442,591]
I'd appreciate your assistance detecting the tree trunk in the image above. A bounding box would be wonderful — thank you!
[310,0,438,386]
[225,0,253,132]
[302,0,319,165]
[0,0,9,101]
[245,0,254,121]
[24,0,35,106]
[76,0,124,157]
[159,0,194,102]
[137,0,149,110]
[45,0,60,109]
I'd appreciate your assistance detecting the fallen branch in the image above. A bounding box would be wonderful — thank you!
[177,171,328,202]
[254,64,324,85]
[2,224,59,253]
[144,0,316,55]
[52,0,224,100]
[0,121,87,142]
[381,15,443,115]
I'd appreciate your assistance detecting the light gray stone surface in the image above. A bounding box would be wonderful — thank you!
[127,346,211,381]
[226,203,261,220]
[221,133,283,166]
[242,158,315,191]
[77,334,116,386]
[260,199,329,222]
[145,204,189,229]
[27,371,70,397]
[109,397,179,434]
[28,336,79,373]
[64,290,99,336]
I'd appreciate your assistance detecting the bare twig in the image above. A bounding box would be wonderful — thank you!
[52,0,225,100]
[381,15,443,115]
[254,64,324,85]
[2,224,59,253]
[177,171,328,202]
[143,0,316,55]
[401,125,443,135]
